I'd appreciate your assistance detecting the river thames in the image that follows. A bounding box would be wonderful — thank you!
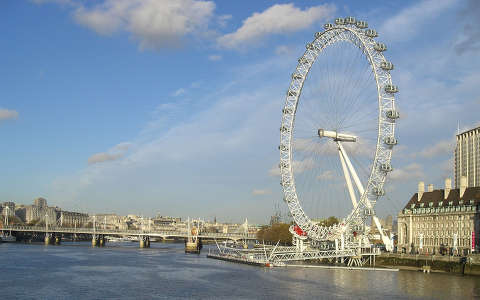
[1,242,479,299]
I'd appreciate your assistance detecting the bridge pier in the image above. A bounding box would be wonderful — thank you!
[140,236,150,248]
[99,235,105,247]
[44,233,52,245]
[55,235,61,245]
[92,235,98,247]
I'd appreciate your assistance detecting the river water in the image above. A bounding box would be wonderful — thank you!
[0,242,479,299]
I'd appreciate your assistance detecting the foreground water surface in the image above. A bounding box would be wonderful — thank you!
[1,242,479,299]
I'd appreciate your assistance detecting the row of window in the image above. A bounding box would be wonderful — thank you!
[415,222,471,229]
[404,205,477,215]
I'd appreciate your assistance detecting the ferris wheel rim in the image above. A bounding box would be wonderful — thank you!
[279,19,398,241]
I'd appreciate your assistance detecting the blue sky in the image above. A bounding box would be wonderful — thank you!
[1,0,479,223]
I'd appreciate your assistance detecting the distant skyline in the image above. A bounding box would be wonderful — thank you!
[1,0,479,223]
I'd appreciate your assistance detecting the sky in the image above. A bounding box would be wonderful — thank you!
[1,0,479,224]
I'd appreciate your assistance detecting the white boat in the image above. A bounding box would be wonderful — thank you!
[1,232,16,243]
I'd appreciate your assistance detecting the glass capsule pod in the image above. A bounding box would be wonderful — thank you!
[385,84,399,93]
[282,107,293,114]
[381,163,393,172]
[315,32,322,38]
[365,29,378,38]
[298,57,311,64]
[364,209,373,216]
[384,136,398,145]
[345,16,356,24]
[380,61,394,70]
[356,20,368,29]
[292,73,303,80]
[324,23,334,30]
[374,42,387,51]
[386,109,400,119]
[306,43,318,51]
[335,18,345,25]
[280,126,289,133]
[287,90,297,97]
[278,144,288,151]
[374,187,385,196]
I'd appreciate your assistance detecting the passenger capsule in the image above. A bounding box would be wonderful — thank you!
[345,16,356,24]
[287,90,297,97]
[282,107,293,114]
[306,43,318,51]
[374,42,387,51]
[280,126,290,133]
[278,144,288,151]
[381,163,393,172]
[298,57,311,65]
[373,187,385,196]
[385,110,400,119]
[315,32,322,38]
[365,29,378,38]
[324,23,334,30]
[385,84,398,93]
[364,209,373,216]
[356,20,368,29]
[380,61,394,70]
[384,136,398,146]
[292,73,303,80]
[335,18,345,25]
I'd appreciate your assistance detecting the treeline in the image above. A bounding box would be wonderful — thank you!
[256,223,292,245]
[256,217,340,246]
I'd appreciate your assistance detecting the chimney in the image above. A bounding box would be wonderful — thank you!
[418,181,424,201]
[427,184,434,192]
[444,178,451,200]
[460,176,467,198]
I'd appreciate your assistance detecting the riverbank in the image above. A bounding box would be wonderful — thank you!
[375,253,480,276]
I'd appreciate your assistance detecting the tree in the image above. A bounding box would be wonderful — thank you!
[317,216,339,227]
[256,223,292,245]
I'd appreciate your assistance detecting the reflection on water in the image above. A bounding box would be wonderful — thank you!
[0,242,479,299]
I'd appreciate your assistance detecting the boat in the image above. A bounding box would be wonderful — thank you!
[185,219,202,254]
[1,232,16,243]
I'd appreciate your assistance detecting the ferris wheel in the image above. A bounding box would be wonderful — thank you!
[279,17,399,247]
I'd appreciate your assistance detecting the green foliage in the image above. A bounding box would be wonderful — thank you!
[317,216,339,227]
[256,223,292,245]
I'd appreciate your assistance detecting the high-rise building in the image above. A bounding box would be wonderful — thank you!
[455,126,480,188]
[34,197,47,208]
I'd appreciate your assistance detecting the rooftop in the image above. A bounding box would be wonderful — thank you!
[403,186,480,210]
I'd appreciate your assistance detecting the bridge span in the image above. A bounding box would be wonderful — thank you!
[2,225,257,248]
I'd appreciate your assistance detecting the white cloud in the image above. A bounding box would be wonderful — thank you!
[87,142,132,165]
[390,163,424,182]
[208,54,222,61]
[380,0,458,42]
[252,189,271,195]
[217,3,335,49]
[316,170,335,181]
[172,88,186,97]
[74,0,215,50]
[0,108,18,121]
[418,139,455,158]
[455,0,480,55]
[275,45,293,55]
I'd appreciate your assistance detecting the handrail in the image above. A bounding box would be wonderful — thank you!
[2,225,257,239]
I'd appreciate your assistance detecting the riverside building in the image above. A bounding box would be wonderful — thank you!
[455,126,480,188]
[397,177,480,255]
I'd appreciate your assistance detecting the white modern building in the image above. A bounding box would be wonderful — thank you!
[455,126,480,188]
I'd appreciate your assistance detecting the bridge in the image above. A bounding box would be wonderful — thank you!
[2,225,257,248]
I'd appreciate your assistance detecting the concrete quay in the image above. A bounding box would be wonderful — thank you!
[375,253,480,276]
